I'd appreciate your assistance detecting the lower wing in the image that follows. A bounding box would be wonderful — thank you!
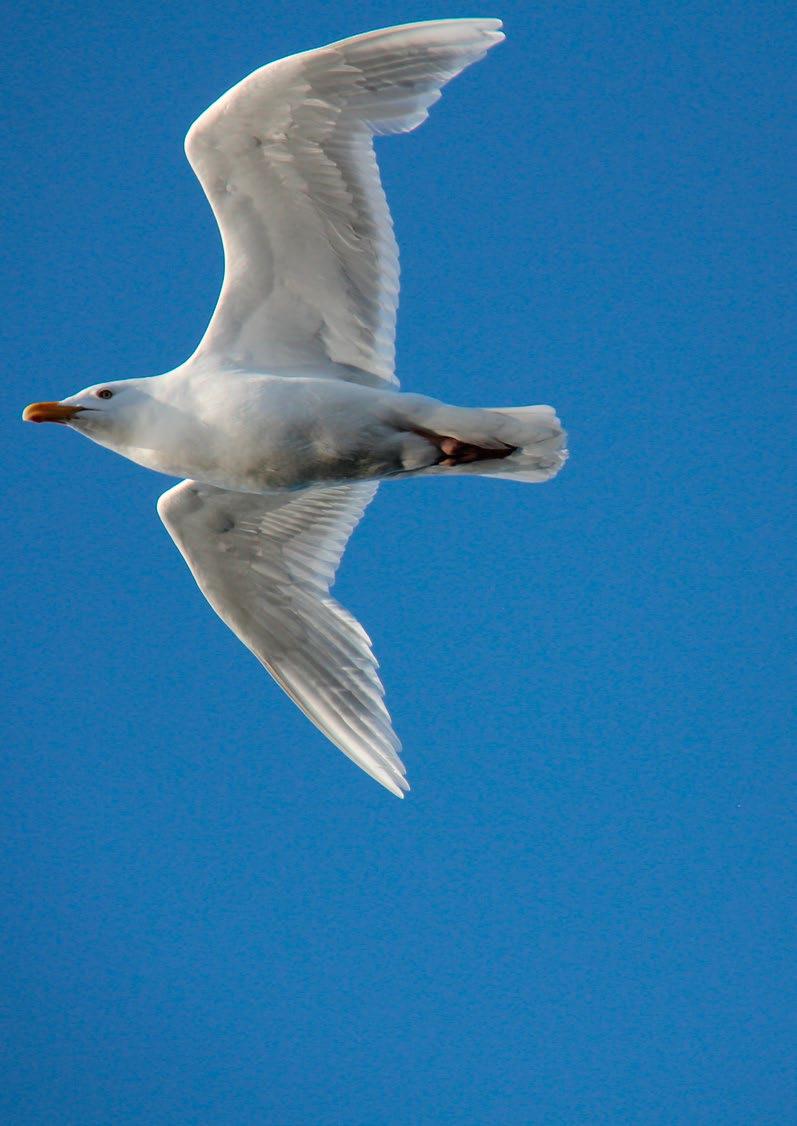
[157,479,407,797]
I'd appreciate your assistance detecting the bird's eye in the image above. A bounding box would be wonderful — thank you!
[97,388,113,399]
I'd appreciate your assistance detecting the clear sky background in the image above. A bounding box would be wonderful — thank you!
[2,2,794,1123]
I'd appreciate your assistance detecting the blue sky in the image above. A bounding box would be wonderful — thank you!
[2,1,794,1122]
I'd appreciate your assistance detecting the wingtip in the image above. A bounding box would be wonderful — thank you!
[381,773,410,799]
[466,17,504,40]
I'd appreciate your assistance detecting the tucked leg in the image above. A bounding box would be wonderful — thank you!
[418,430,517,468]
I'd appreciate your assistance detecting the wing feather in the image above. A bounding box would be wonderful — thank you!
[157,479,407,796]
[184,19,504,383]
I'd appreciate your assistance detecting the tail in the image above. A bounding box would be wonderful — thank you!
[409,403,567,483]
[473,405,567,482]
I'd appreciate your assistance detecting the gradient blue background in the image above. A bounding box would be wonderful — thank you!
[3,2,794,1123]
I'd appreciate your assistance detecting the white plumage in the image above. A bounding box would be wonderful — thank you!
[23,20,567,797]
[186,19,505,381]
[157,480,406,794]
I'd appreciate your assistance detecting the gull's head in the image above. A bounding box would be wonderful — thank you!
[23,374,195,477]
[22,378,160,451]
[24,379,136,428]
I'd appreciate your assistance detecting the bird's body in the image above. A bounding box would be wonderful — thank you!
[23,18,567,796]
[69,368,563,492]
[75,369,414,489]
[77,369,442,488]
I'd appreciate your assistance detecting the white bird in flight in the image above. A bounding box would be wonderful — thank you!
[23,19,566,797]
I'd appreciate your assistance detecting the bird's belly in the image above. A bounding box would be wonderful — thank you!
[232,422,403,492]
[195,413,408,493]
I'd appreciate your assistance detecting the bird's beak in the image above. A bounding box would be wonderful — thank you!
[22,401,86,424]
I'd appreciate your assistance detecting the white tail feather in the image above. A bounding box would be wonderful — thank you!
[415,404,568,483]
[477,405,567,482]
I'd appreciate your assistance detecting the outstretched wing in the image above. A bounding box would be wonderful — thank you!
[184,19,504,383]
[157,479,407,797]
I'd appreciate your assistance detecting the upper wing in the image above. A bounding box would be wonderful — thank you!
[184,19,504,384]
[157,479,408,797]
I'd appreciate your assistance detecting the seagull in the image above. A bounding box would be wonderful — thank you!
[23,18,566,797]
